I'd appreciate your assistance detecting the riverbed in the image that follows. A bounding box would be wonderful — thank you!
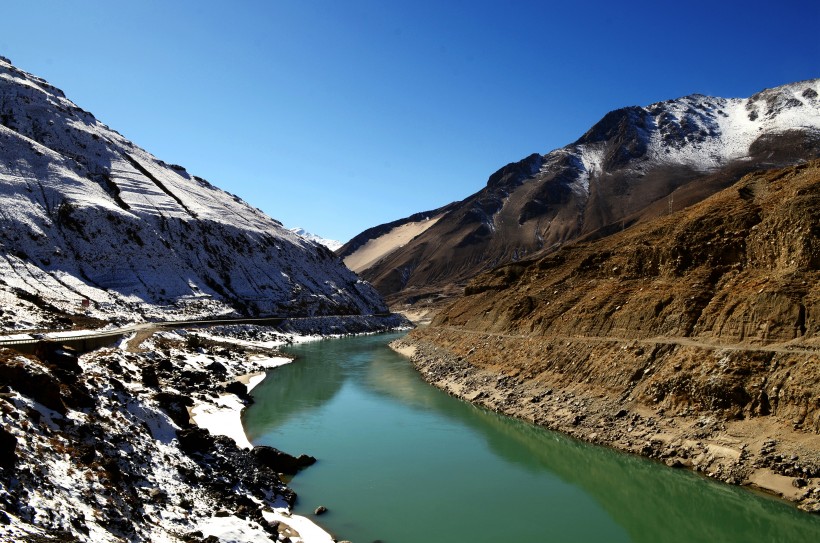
[242,332,820,542]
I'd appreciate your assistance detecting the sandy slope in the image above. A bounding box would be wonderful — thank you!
[343,214,444,273]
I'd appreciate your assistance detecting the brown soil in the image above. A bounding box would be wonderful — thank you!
[124,328,156,352]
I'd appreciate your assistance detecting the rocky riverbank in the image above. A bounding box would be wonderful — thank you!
[0,319,403,542]
[392,331,820,513]
[389,160,820,514]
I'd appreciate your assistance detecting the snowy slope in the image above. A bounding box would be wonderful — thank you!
[288,228,342,251]
[0,56,387,330]
[564,79,820,193]
[0,327,337,542]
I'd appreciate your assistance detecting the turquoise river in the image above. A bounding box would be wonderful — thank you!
[242,332,820,543]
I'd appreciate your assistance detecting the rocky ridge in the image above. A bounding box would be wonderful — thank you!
[341,79,820,307]
[395,160,820,511]
[288,228,342,252]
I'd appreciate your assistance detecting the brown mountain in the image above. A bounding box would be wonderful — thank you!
[340,80,820,308]
[396,159,820,510]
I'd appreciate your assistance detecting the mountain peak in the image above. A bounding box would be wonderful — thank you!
[342,80,820,307]
[485,153,544,189]
[289,227,343,251]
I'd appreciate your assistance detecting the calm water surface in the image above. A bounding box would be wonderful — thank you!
[242,333,820,543]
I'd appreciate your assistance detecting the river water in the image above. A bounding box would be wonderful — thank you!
[242,332,820,543]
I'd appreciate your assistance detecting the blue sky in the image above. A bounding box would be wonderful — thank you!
[2,1,818,242]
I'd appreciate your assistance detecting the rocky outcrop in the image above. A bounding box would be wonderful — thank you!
[252,446,317,476]
[398,160,820,510]
[0,426,16,470]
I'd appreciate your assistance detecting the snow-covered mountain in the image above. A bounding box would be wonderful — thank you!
[339,79,820,305]
[0,56,387,330]
[288,228,343,251]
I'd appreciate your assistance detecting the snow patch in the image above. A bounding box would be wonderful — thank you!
[289,227,343,251]
[199,514,278,542]
[262,510,336,543]
[190,393,254,450]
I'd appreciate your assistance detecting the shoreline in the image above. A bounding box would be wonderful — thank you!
[391,334,820,513]
[187,344,337,543]
[189,355,293,450]
[0,323,384,542]
[170,319,410,543]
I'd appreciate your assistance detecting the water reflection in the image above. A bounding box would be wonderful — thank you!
[243,333,820,543]
[243,342,345,442]
[474,412,817,543]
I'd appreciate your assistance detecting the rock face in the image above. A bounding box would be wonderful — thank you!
[340,80,820,306]
[0,56,387,330]
[429,160,820,422]
[398,160,820,510]
[442,161,817,329]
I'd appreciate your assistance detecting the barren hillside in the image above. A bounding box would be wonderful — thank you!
[397,160,820,510]
[0,56,388,330]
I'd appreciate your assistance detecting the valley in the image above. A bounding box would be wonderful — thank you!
[0,56,409,542]
[0,47,819,543]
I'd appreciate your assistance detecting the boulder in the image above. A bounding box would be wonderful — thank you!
[176,427,215,455]
[0,425,17,469]
[154,392,194,427]
[206,361,227,375]
[225,381,249,400]
[141,366,160,388]
[0,359,66,414]
[251,445,316,475]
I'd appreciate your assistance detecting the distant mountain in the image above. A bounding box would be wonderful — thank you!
[339,203,458,277]
[289,227,343,251]
[339,80,820,306]
[0,56,387,330]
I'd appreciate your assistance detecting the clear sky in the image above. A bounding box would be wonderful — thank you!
[2,1,818,242]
